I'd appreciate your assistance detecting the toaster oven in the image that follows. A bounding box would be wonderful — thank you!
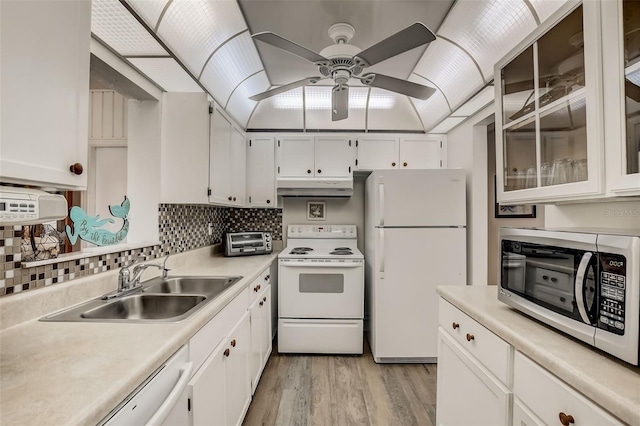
[223,232,272,257]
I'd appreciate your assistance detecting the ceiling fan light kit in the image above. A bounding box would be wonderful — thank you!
[250,22,437,121]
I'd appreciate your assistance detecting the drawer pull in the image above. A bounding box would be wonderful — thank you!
[224,348,230,357]
[254,286,259,292]
[257,284,261,290]
[466,333,475,342]
[231,339,236,347]
[452,322,460,330]
[259,301,264,306]
[559,412,575,425]
[263,296,267,302]
[264,275,270,281]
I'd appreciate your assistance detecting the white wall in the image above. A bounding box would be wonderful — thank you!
[447,104,495,286]
[281,175,366,252]
[126,99,162,244]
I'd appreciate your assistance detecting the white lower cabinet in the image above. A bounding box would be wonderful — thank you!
[436,329,511,425]
[188,338,228,426]
[249,284,272,394]
[438,298,624,426]
[513,352,623,426]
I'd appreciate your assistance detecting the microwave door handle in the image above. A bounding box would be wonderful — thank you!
[574,252,593,324]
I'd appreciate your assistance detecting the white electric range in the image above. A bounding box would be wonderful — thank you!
[278,224,364,354]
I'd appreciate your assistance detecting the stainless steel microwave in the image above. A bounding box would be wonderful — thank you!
[499,227,640,365]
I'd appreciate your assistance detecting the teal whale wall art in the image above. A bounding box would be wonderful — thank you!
[65,197,130,246]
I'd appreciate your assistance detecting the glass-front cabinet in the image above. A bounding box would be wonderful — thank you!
[496,2,605,203]
[602,0,640,195]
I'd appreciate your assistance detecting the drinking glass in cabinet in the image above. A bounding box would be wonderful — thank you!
[537,6,585,108]
[503,118,536,191]
[501,46,534,126]
[623,0,640,175]
[540,96,588,186]
[525,166,537,189]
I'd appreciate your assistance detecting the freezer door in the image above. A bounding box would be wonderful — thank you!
[371,227,466,360]
[367,169,466,227]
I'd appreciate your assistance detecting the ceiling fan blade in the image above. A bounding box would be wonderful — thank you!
[332,85,349,121]
[249,77,323,101]
[252,32,329,64]
[353,23,436,68]
[363,73,435,100]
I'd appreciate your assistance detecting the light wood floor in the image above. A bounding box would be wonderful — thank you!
[243,340,437,426]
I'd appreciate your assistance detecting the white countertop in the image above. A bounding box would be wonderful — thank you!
[0,248,279,426]
[437,285,640,425]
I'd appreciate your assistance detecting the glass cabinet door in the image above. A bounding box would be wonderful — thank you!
[623,0,640,176]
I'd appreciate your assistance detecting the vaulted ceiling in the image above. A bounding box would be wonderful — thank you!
[90,0,568,132]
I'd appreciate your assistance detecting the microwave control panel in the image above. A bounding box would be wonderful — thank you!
[598,253,627,335]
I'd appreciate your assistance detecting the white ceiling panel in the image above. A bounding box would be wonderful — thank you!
[367,89,423,131]
[529,0,570,24]
[127,57,202,92]
[305,86,366,130]
[157,0,247,75]
[126,0,169,30]
[409,75,451,131]
[438,0,537,81]
[247,87,304,129]
[454,85,495,117]
[92,0,168,56]
[199,33,263,107]
[226,71,270,128]
[413,39,485,111]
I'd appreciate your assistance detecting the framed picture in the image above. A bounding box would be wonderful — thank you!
[307,201,326,221]
[494,175,536,218]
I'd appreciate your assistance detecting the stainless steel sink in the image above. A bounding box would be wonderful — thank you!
[142,276,240,296]
[80,294,206,320]
[40,275,243,323]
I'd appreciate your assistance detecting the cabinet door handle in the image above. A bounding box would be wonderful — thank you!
[259,301,264,306]
[317,169,322,174]
[307,169,312,174]
[233,197,236,202]
[403,162,408,167]
[254,286,259,292]
[257,284,261,290]
[224,348,230,357]
[69,163,84,175]
[559,412,575,425]
[266,199,271,204]
[263,296,267,302]
[466,333,475,342]
[391,162,396,167]
[228,196,233,201]
[452,322,460,330]
[264,275,270,281]
[231,339,236,347]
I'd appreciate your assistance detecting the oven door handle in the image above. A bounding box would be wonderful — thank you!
[280,262,362,268]
[574,252,593,324]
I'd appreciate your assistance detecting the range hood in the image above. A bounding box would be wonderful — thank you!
[277,177,353,197]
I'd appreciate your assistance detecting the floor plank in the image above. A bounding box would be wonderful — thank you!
[243,340,438,426]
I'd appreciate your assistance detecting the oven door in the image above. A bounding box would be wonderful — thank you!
[278,260,364,319]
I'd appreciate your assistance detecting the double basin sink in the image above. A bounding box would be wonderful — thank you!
[41,276,242,323]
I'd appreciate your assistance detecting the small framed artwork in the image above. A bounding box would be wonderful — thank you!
[494,175,536,218]
[307,201,326,221]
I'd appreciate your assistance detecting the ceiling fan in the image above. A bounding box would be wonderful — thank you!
[249,22,437,121]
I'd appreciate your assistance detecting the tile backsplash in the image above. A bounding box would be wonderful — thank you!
[0,205,282,297]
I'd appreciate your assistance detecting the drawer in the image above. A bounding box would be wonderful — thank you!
[439,298,511,384]
[514,351,623,425]
[190,287,249,374]
[278,319,363,354]
[249,268,269,303]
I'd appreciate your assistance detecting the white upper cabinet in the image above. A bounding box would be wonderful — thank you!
[0,0,91,190]
[277,135,354,179]
[209,106,246,207]
[495,1,606,204]
[246,136,277,208]
[356,136,444,170]
[602,0,640,196]
[161,92,210,204]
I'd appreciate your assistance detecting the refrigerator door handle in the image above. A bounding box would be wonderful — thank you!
[378,182,385,227]
[378,228,385,279]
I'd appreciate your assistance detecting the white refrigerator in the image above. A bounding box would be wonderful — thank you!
[364,169,467,363]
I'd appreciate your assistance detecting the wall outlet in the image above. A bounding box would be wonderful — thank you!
[208,223,213,236]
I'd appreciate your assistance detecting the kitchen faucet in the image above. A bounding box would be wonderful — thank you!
[103,254,164,300]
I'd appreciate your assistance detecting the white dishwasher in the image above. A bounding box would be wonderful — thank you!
[99,345,193,426]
